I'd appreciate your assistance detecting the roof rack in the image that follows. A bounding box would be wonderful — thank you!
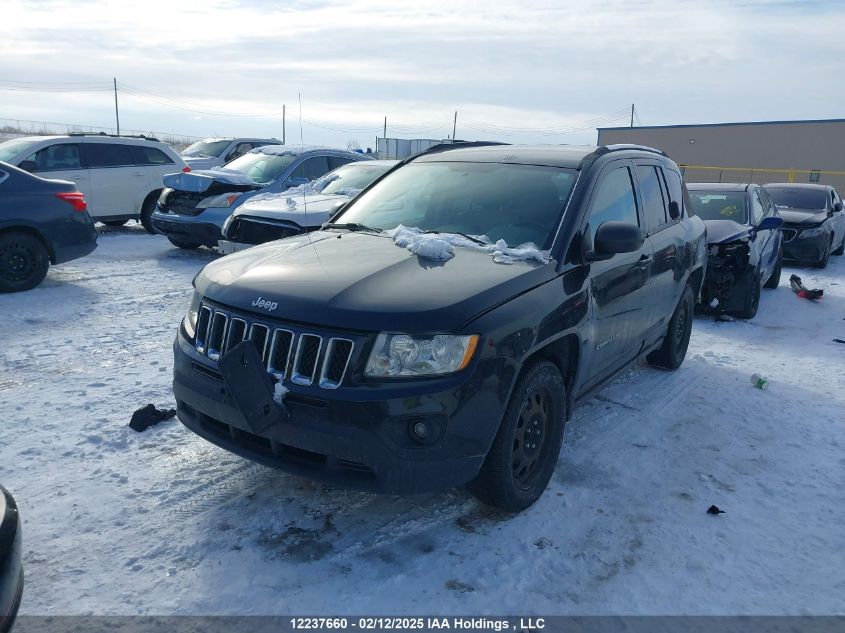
[67,131,161,142]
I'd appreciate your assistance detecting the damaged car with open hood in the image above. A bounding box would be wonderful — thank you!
[688,183,784,319]
[173,142,706,511]
[151,145,369,249]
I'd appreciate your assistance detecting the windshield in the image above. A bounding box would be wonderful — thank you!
[689,192,748,223]
[0,138,42,162]
[765,187,827,211]
[318,163,393,195]
[333,161,577,249]
[182,140,231,158]
[219,152,297,185]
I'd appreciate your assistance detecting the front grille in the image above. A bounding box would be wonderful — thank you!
[193,302,355,389]
[782,228,798,242]
[163,190,206,216]
[228,218,299,244]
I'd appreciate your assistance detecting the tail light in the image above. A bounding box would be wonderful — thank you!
[55,191,87,212]
[182,166,191,173]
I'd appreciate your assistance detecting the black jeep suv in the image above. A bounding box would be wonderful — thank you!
[173,143,706,510]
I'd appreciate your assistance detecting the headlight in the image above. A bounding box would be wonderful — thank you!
[183,291,201,338]
[197,192,243,209]
[365,333,479,377]
[798,225,826,239]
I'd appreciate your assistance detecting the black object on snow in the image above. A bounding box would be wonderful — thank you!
[707,505,726,515]
[789,274,823,300]
[129,404,176,432]
[834,339,845,344]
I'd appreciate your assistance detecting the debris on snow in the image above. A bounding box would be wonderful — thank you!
[707,505,726,515]
[790,274,824,300]
[385,225,548,265]
[128,404,176,432]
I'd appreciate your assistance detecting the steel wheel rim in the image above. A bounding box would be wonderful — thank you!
[0,242,37,283]
[512,386,552,486]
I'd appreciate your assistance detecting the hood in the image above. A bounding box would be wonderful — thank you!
[182,156,223,170]
[778,209,828,226]
[163,168,262,193]
[704,219,750,245]
[196,231,556,332]
[233,193,349,228]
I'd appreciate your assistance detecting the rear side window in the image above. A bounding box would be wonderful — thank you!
[587,165,639,244]
[129,145,175,166]
[289,156,330,181]
[27,143,82,171]
[83,143,133,168]
[635,165,668,234]
[328,156,354,170]
[662,168,686,218]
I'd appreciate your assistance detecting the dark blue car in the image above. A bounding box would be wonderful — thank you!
[688,183,784,319]
[0,160,98,292]
[0,485,22,633]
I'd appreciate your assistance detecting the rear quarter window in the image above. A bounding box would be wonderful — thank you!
[129,145,175,166]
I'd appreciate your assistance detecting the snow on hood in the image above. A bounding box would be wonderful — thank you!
[703,219,751,245]
[386,225,549,265]
[203,166,260,186]
[234,193,348,227]
[778,209,829,226]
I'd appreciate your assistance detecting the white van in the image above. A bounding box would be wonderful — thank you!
[0,134,189,232]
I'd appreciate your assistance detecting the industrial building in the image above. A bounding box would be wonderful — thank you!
[597,118,845,189]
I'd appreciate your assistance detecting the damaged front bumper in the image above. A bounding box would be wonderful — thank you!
[701,241,752,312]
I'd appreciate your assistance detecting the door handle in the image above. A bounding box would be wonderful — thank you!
[637,254,653,264]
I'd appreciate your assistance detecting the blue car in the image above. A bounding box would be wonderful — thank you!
[688,183,784,319]
[0,160,98,292]
[151,146,370,249]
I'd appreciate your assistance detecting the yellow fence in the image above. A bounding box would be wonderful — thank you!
[679,165,845,191]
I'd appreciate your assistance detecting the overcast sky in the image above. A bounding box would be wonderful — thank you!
[2,0,844,148]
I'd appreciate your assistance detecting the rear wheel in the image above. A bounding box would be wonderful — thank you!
[0,232,50,292]
[764,250,782,289]
[167,237,201,250]
[814,237,831,269]
[648,284,694,369]
[468,361,566,511]
[140,194,158,234]
[101,219,127,227]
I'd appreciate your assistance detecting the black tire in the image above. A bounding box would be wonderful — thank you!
[736,269,761,320]
[813,237,831,269]
[167,237,201,250]
[468,361,566,511]
[832,235,844,256]
[101,219,127,227]
[0,232,50,293]
[647,284,694,369]
[764,250,782,289]
[140,194,158,234]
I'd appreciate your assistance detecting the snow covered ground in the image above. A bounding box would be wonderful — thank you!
[1,225,844,615]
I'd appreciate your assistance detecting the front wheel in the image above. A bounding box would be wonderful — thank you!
[647,284,694,369]
[140,196,158,234]
[167,237,201,250]
[0,232,50,292]
[814,238,831,269]
[100,219,127,227]
[737,270,761,319]
[468,361,566,511]
[831,235,844,256]
[764,250,782,289]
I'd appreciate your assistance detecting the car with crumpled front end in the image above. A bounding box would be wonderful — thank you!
[151,145,370,249]
[763,183,845,268]
[172,142,706,511]
[688,183,783,319]
[219,159,397,253]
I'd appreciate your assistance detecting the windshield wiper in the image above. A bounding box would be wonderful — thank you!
[424,230,488,246]
[323,222,383,233]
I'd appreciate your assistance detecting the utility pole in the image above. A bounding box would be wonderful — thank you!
[452,111,457,141]
[282,104,286,144]
[383,116,387,140]
[114,77,120,135]
[630,103,635,128]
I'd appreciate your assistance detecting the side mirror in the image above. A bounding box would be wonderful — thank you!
[587,221,644,261]
[288,176,310,187]
[757,216,783,231]
[834,201,843,212]
[668,200,681,220]
[18,160,38,173]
